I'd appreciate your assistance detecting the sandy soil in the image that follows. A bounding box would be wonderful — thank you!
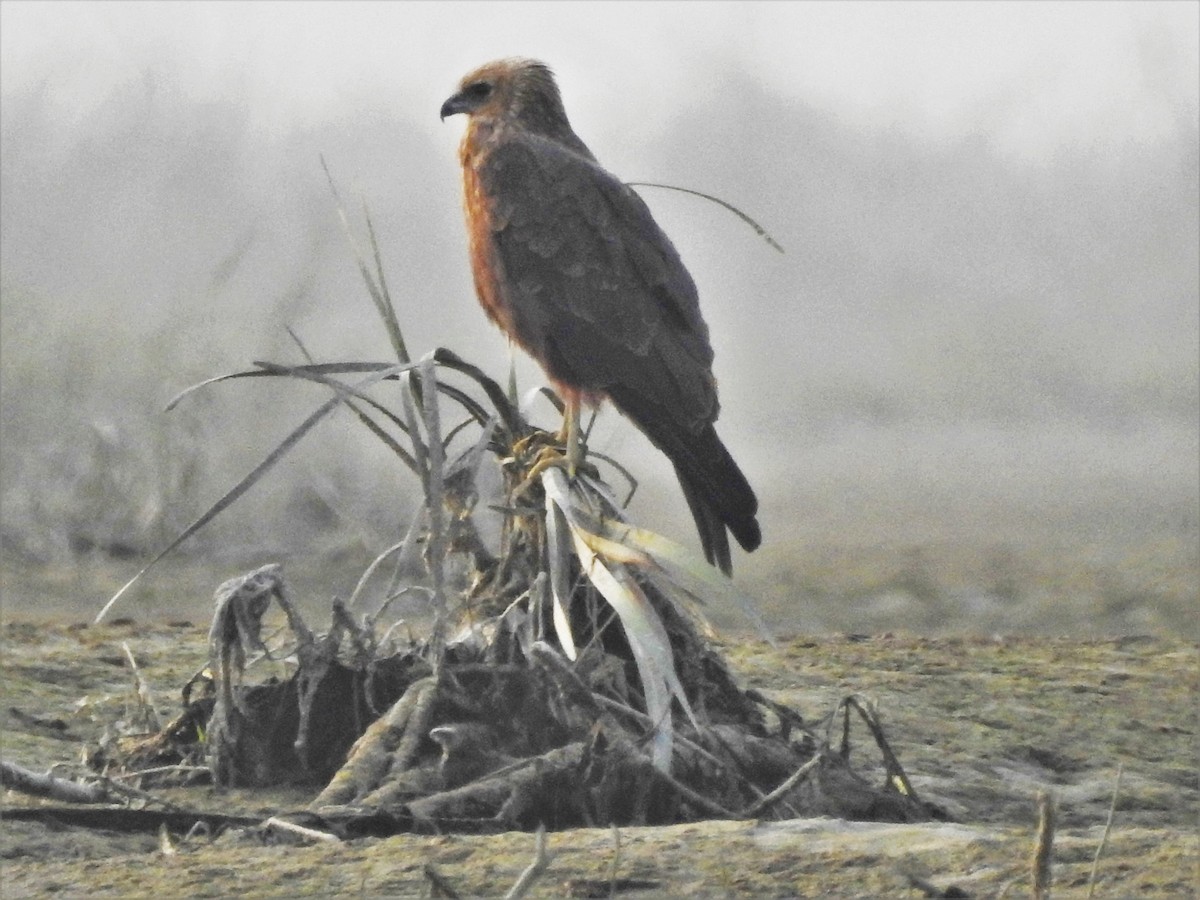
[1,612,1196,898]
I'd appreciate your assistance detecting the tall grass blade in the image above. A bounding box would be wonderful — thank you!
[432,382,492,435]
[250,360,420,472]
[284,325,316,364]
[543,492,578,661]
[596,520,774,643]
[362,200,409,364]
[626,181,784,253]
[432,348,524,441]
[566,526,677,772]
[100,365,406,623]
[165,369,274,411]
[418,358,449,672]
[542,468,701,771]
[166,361,413,412]
[399,370,429,483]
[346,538,409,611]
[320,156,409,364]
[97,392,343,623]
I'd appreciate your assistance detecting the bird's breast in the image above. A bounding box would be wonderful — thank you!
[461,156,518,339]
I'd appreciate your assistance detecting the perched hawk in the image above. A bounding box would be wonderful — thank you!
[441,58,760,574]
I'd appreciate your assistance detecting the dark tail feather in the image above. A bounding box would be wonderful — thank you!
[678,471,733,574]
[670,425,761,574]
[606,388,761,572]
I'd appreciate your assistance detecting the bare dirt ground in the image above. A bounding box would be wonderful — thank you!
[2,590,1196,898]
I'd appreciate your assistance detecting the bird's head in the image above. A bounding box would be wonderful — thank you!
[440,57,572,137]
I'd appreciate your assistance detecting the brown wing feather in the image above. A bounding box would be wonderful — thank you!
[472,132,760,569]
[476,135,711,412]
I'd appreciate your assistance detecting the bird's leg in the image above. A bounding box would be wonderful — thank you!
[510,396,582,467]
[539,395,585,477]
[561,395,583,478]
[510,397,593,499]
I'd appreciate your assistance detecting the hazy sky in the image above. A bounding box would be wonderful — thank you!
[3,1,1196,161]
[2,0,1196,570]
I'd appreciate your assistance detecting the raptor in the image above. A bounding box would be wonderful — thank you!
[441,58,760,574]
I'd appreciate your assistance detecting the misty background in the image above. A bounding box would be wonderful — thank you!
[1,2,1197,634]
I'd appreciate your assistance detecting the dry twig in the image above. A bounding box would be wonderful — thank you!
[0,759,108,804]
[263,816,341,844]
[1086,763,1123,899]
[504,825,555,900]
[1032,790,1056,900]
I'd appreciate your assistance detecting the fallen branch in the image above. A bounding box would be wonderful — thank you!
[423,862,462,899]
[504,825,554,900]
[1,760,109,804]
[741,753,822,818]
[0,805,262,834]
[1032,790,1056,900]
[121,641,162,732]
[263,816,341,843]
[1087,764,1123,899]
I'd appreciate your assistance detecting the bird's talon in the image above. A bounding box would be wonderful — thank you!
[510,430,563,461]
[509,443,600,499]
[512,452,570,499]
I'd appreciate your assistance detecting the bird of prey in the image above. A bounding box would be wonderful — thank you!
[440,58,760,574]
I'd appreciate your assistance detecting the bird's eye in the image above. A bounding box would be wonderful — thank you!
[463,81,492,102]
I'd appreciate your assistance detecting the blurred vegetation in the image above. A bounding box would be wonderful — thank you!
[1,58,1196,635]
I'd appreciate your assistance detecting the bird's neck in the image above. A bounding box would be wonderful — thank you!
[459,117,504,168]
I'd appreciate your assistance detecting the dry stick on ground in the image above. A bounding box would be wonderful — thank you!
[79,766,191,811]
[647,760,741,820]
[0,760,109,804]
[1032,790,1056,900]
[0,760,189,815]
[1086,763,1124,899]
[741,754,823,818]
[158,823,177,856]
[835,694,921,801]
[262,816,341,844]
[423,862,462,899]
[106,765,211,783]
[504,825,555,900]
[121,641,162,732]
[608,824,622,900]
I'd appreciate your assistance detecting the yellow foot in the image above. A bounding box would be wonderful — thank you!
[510,428,562,460]
[511,443,598,500]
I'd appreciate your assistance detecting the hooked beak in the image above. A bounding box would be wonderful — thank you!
[439,93,470,122]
